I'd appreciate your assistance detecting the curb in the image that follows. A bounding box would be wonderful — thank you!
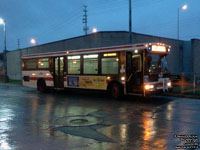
[162,93,200,99]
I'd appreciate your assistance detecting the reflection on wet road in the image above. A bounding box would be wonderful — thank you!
[0,83,200,149]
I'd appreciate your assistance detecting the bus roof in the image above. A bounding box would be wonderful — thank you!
[21,43,170,59]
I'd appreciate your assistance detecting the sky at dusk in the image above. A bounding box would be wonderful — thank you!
[0,0,199,51]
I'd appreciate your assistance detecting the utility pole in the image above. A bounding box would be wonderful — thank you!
[83,5,89,35]
[129,0,132,44]
[0,18,8,82]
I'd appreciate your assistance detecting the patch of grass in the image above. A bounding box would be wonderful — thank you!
[0,76,21,85]
[8,80,22,85]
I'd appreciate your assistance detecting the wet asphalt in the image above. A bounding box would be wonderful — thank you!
[0,83,200,150]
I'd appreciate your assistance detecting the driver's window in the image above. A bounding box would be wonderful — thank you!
[132,54,142,72]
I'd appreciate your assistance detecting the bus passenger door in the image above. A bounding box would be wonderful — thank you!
[126,52,143,94]
[54,57,64,88]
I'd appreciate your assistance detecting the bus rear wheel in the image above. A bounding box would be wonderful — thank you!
[109,83,123,99]
[37,79,46,92]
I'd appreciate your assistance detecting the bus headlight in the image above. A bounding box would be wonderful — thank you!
[150,85,154,89]
[145,85,150,90]
[167,82,171,87]
[145,84,154,90]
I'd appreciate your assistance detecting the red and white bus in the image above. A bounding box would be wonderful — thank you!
[22,43,172,98]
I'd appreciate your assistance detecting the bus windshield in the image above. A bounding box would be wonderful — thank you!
[146,54,168,74]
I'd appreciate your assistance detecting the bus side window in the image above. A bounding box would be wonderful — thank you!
[83,54,98,74]
[67,55,81,74]
[24,59,37,70]
[38,58,49,69]
[101,57,119,74]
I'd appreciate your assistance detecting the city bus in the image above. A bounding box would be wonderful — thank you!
[22,43,172,98]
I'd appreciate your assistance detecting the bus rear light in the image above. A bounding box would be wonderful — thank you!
[32,73,36,76]
[46,73,50,76]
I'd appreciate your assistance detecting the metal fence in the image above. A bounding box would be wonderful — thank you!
[171,73,200,96]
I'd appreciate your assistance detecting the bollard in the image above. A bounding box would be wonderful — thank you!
[193,73,196,95]
[181,73,184,95]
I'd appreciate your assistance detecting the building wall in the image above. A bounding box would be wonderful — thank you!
[0,53,3,75]
[7,50,22,79]
[6,31,190,80]
[183,41,193,73]
[192,39,200,74]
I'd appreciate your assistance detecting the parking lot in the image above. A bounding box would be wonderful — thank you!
[0,83,200,150]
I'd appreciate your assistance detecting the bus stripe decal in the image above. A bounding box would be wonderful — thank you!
[23,77,53,81]
[22,51,66,59]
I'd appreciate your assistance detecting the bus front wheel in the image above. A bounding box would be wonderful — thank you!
[109,83,123,99]
[37,79,46,92]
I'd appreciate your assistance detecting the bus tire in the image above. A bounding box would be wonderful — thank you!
[109,83,123,99]
[37,79,46,93]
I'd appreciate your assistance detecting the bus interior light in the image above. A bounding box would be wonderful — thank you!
[83,54,98,58]
[68,56,80,59]
[103,53,117,57]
